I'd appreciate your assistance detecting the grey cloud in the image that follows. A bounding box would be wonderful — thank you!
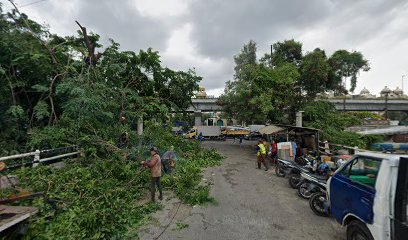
[11,0,408,95]
[186,0,333,58]
[73,0,173,52]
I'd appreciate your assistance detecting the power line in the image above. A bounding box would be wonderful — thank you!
[18,0,47,8]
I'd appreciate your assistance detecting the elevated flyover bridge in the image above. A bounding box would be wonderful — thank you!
[187,98,408,112]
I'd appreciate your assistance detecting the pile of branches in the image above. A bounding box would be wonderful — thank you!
[8,127,222,239]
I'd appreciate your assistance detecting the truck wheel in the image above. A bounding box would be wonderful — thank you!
[309,192,328,217]
[347,220,374,240]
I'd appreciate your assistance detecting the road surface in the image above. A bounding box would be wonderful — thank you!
[139,140,346,240]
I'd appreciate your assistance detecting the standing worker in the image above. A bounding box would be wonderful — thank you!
[141,147,163,202]
[256,140,268,171]
[263,138,271,162]
[271,139,278,165]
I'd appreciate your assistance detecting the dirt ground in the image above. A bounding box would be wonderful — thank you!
[139,140,346,240]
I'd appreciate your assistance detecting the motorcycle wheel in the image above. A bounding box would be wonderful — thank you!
[298,182,313,199]
[275,165,286,177]
[309,192,329,217]
[288,175,300,189]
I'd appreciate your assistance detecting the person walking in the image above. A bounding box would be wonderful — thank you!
[256,140,268,171]
[239,135,243,144]
[141,147,163,202]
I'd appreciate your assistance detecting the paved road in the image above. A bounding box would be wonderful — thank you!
[140,140,346,240]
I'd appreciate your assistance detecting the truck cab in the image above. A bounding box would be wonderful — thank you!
[327,152,408,240]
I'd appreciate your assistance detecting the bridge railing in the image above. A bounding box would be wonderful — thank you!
[0,146,80,170]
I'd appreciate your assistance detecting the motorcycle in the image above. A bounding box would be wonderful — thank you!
[287,155,315,188]
[309,191,329,217]
[297,171,328,199]
[275,159,295,177]
[288,164,313,188]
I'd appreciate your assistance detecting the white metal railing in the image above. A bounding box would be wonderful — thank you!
[0,146,79,168]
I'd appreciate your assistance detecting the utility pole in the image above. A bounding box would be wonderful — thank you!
[270,44,273,67]
[402,75,406,95]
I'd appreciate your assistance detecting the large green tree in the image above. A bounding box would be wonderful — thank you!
[219,39,370,125]
[328,50,370,93]
[299,48,330,99]
[0,5,201,152]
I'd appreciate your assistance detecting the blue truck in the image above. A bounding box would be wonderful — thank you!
[326,152,408,240]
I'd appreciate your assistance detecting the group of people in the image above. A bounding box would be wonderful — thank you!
[256,138,278,171]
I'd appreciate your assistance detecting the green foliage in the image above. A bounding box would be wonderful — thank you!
[0,8,217,239]
[272,39,303,67]
[220,40,370,124]
[233,40,257,79]
[328,50,370,93]
[33,101,50,121]
[299,49,330,99]
[303,101,383,148]
[0,7,200,153]
[9,127,223,239]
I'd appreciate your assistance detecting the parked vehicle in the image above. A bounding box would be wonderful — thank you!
[275,159,294,177]
[221,127,250,137]
[287,155,316,188]
[187,126,224,140]
[297,172,327,199]
[244,132,262,140]
[326,152,408,240]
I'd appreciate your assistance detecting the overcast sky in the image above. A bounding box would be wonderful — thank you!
[4,0,408,96]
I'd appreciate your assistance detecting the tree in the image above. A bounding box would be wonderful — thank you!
[251,63,299,123]
[299,48,330,99]
[219,40,370,126]
[233,40,257,79]
[328,50,370,93]
[0,6,201,152]
[271,39,303,67]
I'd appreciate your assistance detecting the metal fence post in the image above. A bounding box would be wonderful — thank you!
[33,150,40,167]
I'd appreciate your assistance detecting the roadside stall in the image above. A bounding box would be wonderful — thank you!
[258,124,321,160]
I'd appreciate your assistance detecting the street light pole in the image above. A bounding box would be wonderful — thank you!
[403,75,406,95]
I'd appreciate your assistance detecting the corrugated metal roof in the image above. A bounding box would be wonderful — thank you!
[357,126,408,135]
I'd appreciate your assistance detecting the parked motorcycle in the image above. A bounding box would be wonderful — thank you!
[297,171,327,199]
[309,192,329,217]
[275,159,295,177]
[287,155,315,188]
[288,164,313,188]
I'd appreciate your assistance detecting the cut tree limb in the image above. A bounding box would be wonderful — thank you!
[75,20,102,66]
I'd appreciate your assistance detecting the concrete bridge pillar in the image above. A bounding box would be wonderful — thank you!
[194,110,202,126]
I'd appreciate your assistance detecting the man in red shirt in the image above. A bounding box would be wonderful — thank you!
[271,140,278,164]
[141,147,163,202]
